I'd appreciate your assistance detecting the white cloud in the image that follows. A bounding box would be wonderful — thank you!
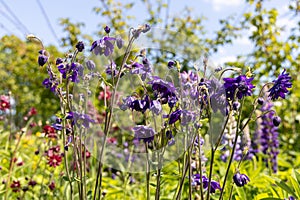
[205,0,243,11]
[235,36,251,45]
[213,56,237,66]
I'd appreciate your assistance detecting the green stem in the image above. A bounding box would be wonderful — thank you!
[146,144,150,200]
[219,98,244,200]
[94,35,136,200]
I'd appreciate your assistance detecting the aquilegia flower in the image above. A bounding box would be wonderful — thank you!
[133,125,155,143]
[169,109,182,124]
[73,112,95,128]
[75,41,85,52]
[148,77,177,105]
[192,174,221,193]
[233,172,250,187]
[268,69,292,100]
[38,49,48,66]
[223,75,255,100]
[90,35,122,57]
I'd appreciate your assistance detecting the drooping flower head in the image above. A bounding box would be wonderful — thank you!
[192,175,221,193]
[75,41,85,52]
[207,77,228,115]
[233,172,250,187]
[73,112,95,128]
[133,125,155,143]
[223,75,255,100]
[38,50,48,66]
[169,109,182,124]
[148,77,177,106]
[268,69,292,100]
[104,25,111,34]
[90,35,123,57]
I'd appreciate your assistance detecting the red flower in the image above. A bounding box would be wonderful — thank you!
[47,154,62,167]
[48,181,55,190]
[0,95,10,111]
[82,149,91,159]
[45,145,60,157]
[16,161,24,166]
[43,125,57,138]
[98,87,112,100]
[28,107,37,116]
[10,180,21,192]
[28,180,37,187]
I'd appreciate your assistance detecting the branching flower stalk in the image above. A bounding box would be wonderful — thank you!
[219,98,244,200]
[94,26,150,200]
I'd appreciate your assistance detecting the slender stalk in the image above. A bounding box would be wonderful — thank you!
[79,130,84,200]
[206,147,215,200]
[146,143,150,200]
[219,99,244,200]
[228,185,234,200]
[93,35,136,200]
[175,159,189,200]
[197,133,204,200]
[61,77,73,200]
[188,150,192,200]
[155,149,162,200]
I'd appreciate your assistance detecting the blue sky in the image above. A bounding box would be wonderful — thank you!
[0,0,295,66]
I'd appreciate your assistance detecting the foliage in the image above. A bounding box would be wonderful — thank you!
[0,0,300,199]
[0,35,61,124]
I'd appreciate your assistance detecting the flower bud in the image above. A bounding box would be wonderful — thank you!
[272,116,281,127]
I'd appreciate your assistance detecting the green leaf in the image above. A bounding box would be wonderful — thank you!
[275,180,297,198]
[294,169,300,184]
[288,175,300,198]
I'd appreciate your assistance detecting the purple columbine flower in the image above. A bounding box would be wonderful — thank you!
[56,58,63,65]
[208,78,228,115]
[268,69,292,100]
[180,70,199,99]
[150,100,162,115]
[223,75,255,100]
[38,55,48,66]
[167,60,175,69]
[181,110,195,126]
[104,25,111,34]
[148,77,177,105]
[75,41,85,52]
[42,71,58,93]
[192,175,221,193]
[133,125,155,143]
[130,58,152,81]
[233,172,250,187]
[105,61,118,77]
[86,60,96,71]
[169,109,182,124]
[52,118,63,130]
[120,96,135,111]
[116,36,124,49]
[38,49,48,66]
[90,36,116,57]
[73,112,95,128]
